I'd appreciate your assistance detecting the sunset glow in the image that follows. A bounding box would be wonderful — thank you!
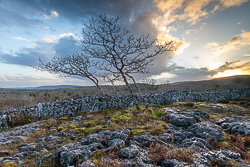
[213,69,250,78]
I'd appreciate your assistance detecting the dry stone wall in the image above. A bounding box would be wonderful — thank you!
[0,88,250,129]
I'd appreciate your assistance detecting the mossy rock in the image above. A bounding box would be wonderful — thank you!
[132,129,146,135]
[0,151,9,157]
[4,162,18,167]
[218,141,228,147]
[136,105,142,110]
[152,110,166,119]
[74,127,86,133]
[85,126,102,135]
[149,126,165,135]
[111,113,132,124]
[83,122,95,128]
[61,116,68,120]
[42,115,50,120]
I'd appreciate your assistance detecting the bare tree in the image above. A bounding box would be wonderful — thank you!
[81,14,175,106]
[38,14,175,109]
[37,53,123,110]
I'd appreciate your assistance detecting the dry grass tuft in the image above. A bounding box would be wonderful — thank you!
[148,143,194,165]
[210,159,233,167]
[208,134,250,160]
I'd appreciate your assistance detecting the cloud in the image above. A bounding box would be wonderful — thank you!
[185,29,198,35]
[206,30,250,55]
[220,0,248,8]
[181,0,212,25]
[43,11,59,19]
[0,6,43,28]
[11,37,31,42]
[153,0,248,25]
[244,54,250,57]
[2,0,149,23]
[215,61,250,72]
[1,0,249,86]
[228,37,240,43]
[0,74,91,88]
[0,34,81,66]
[149,60,250,82]
[150,0,247,61]
[212,60,250,77]
[0,76,8,82]
[54,36,81,57]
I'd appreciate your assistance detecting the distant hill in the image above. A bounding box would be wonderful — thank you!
[6,75,250,91]
[12,85,83,90]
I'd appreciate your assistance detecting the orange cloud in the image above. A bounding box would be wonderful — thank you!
[220,0,248,8]
[154,0,185,12]
[206,30,250,55]
[153,0,248,25]
[213,60,250,78]
[151,0,248,58]
[181,0,212,24]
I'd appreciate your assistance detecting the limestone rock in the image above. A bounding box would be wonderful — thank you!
[130,132,156,147]
[216,117,236,125]
[52,142,104,166]
[38,153,53,165]
[188,121,224,141]
[38,135,62,143]
[80,160,96,167]
[220,120,250,135]
[164,108,209,127]
[18,143,38,152]
[193,149,242,166]
[107,139,125,148]
[161,159,187,167]
[181,137,210,152]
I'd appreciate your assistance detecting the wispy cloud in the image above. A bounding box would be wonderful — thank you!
[185,29,198,35]
[11,37,32,42]
[206,30,250,55]
[0,6,43,28]
[220,0,248,8]
[0,76,8,82]
[43,11,59,19]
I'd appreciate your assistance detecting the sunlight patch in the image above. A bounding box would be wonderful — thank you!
[213,69,250,78]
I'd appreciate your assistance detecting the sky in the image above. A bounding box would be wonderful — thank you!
[0,0,250,88]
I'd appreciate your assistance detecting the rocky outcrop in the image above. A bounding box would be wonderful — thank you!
[217,117,250,135]
[188,121,224,141]
[0,93,250,166]
[164,108,209,126]
[193,149,242,166]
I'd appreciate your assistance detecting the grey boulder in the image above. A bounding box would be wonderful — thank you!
[161,159,187,167]
[188,121,224,141]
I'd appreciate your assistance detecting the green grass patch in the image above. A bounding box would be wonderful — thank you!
[131,129,146,135]
[152,110,166,119]
[218,141,228,147]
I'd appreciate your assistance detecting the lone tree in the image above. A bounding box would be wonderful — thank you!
[38,14,175,108]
